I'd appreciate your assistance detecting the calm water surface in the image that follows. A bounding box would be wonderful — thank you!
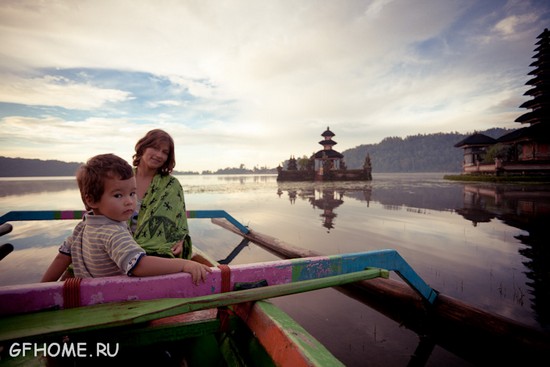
[1,173,549,366]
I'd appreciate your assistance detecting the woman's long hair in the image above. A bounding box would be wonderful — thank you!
[132,129,176,176]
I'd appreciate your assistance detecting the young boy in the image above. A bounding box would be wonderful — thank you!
[41,153,211,283]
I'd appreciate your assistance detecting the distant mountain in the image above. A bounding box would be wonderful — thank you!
[341,128,513,173]
[0,157,82,177]
[0,128,515,176]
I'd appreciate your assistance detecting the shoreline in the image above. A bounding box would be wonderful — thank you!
[444,174,550,183]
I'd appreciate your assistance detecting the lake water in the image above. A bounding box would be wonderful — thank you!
[1,173,549,366]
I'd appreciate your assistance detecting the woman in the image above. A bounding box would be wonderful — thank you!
[131,129,191,259]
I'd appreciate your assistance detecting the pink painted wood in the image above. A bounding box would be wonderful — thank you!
[0,256,332,316]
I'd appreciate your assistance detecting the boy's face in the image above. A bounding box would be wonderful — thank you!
[86,176,137,221]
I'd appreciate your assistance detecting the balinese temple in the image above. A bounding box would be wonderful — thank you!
[453,133,497,168]
[277,127,373,181]
[455,28,550,176]
[313,127,344,173]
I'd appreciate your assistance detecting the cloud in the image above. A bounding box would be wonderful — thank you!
[0,75,131,110]
[493,13,539,38]
[0,0,549,171]
[0,115,136,160]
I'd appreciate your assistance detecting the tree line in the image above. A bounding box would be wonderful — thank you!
[340,128,512,173]
[0,128,513,176]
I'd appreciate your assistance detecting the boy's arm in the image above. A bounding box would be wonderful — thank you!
[131,256,212,284]
[41,252,72,282]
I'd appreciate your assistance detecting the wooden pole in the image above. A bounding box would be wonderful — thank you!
[212,218,550,366]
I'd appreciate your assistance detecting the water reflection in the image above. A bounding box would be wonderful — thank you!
[277,179,465,222]
[276,180,550,331]
[0,177,76,197]
[457,184,550,330]
[214,174,274,183]
[277,186,355,232]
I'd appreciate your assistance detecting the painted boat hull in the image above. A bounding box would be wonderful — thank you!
[0,249,362,366]
[0,249,428,317]
[0,264,378,367]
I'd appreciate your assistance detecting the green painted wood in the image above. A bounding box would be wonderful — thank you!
[254,301,346,366]
[0,268,387,342]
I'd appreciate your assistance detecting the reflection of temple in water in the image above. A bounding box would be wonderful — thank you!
[277,185,372,232]
[456,184,550,329]
[309,189,344,232]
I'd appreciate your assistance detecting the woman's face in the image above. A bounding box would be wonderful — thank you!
[141,141,170,171]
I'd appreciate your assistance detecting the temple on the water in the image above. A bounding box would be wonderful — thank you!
[277,127,372,182]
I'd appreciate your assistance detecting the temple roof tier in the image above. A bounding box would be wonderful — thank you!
[453,133,496,148]
[321,127,335,137]
[313,150,344,159]
[319,139,337,146]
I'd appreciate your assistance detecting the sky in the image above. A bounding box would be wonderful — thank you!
[0,0,549,172]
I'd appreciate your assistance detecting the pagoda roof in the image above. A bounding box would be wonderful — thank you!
[519,95,550,109]
[515,109,550,124]
[529,59,543,67]
[497,127,528,143]
[524,86,547,97]
[527,66,549,76]
[321,127,335,137]
[454,133,496,148]
[536,28,549,41]
[526,75,550,86]
[498,123,550,143]
[319,139,337,146]
[313,149,344,159]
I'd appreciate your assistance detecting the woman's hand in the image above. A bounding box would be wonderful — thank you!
[171,240,183,256]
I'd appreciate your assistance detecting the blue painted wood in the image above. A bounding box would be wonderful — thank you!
[0,209,249,234]
[187,210,250,234]
[290,250,437,303]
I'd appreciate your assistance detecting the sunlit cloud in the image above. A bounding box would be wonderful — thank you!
[0,75,131,110]
[0,0,548,171]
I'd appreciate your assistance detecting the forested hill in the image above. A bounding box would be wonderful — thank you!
[0,157,82,177]
[341,128,512,173]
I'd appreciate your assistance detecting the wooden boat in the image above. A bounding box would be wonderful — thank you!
[0,210,436,366]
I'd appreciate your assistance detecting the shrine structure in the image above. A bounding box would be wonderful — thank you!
[277,127,372,182]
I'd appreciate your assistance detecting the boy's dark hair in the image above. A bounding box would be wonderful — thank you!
[77,154,134,209]
[132,129,176,176]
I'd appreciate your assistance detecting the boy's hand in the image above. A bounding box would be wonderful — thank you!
[182,259,212,285]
